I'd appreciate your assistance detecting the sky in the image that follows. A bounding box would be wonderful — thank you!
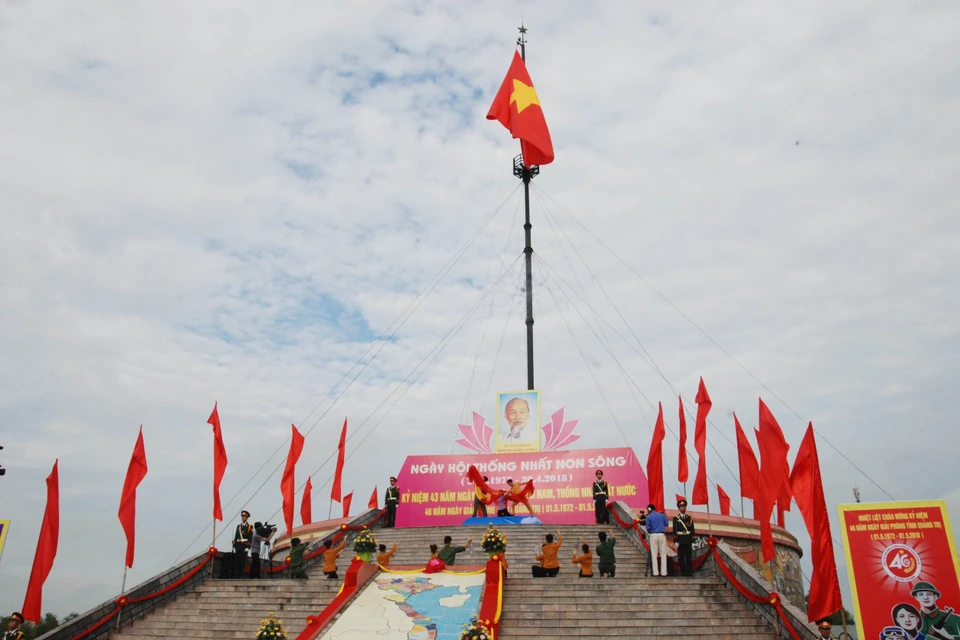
[1,0,959,620]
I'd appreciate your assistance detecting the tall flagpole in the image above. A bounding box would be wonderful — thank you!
[115,565,128,631]
[516,23,537,391]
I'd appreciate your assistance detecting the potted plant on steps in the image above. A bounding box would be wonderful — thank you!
[257,613,287,639]
[481,525,506,559]
[460,616,494,640]
[354,527,378,563]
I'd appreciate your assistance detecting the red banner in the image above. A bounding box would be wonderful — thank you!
[839,500,960,640]
[394,447,647,527]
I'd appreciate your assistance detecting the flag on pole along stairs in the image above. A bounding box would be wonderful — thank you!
[118,426,148,568]
[487,50,554,167]
[207,403,228,521]
[342,492,354,519]
[368,486,379,510]
[281,425,305,536]
[331,418,347,504]
[692,378,712,505]
[645,402,665,513]
[777,481,791,528]
[790,423,843,622]
[301,476,313,526]
[717,485,731,516]
[677,396,689,484]
[757,399,791,562]
[734,412,759,501]
[23,460,60,623]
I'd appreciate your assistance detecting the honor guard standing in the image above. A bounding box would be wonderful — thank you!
[817,621,834,639]
[384,477,400,528]
[592,469,610,525]
[233,510,253,578]
[3,613,26,640]
[673,498,696,577]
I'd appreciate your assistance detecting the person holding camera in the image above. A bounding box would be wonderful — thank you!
[232,510,253,578]
[249,522,276,579]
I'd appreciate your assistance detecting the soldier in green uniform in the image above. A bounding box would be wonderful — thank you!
[288,537,308,579]
[592,470,610,525]
[3,612,26,640]
[672,498,696,577]
[912,581,960,639]
[595,530,617,577]
[232,510,253,578]
[437,535,472,566]
[385,477,400,528]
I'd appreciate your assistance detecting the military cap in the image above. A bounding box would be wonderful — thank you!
[241,510,251,517]
[390,477,397,481]
[10,612,24,622]
[677,497,688,507]
[818,620,832,629]
[911,581,941,598]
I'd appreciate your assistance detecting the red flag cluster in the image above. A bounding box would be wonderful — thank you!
[644,378,843,623]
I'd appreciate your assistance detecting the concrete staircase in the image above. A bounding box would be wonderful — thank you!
[374,524,778,640]
[107,578,340,639]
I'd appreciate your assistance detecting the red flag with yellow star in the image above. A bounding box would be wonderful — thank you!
[487,51,554,167]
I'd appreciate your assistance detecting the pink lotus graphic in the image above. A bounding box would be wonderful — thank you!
[455,407,580,453]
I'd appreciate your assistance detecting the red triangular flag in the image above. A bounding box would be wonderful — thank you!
[717,485,731,516]
[677,396,689,483]
[342,491,354,519]
[208,403,228,522]
[777,480,791,527]
[790,424,843,622]
[118,427,148,568]
[486,51,554,167]
[734,413,759,500]
[692,378,712,505]
[331,418,347,504]
[757,399,791,562]
[301,476,313,526]
[281,424,305,536]
[368,485,379,510]
[23,460,60,623]
[645,403,665,513]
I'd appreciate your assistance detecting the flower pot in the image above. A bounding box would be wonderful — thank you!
[358,551,373,562]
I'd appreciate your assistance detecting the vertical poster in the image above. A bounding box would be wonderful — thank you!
[495,390,541,454]
[0,520,9,566]
[838,500,960,640]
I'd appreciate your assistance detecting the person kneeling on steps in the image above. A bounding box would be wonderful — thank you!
[532,530,562,577]
[322,537,347,579]
[596,530,617,577]
[573,539,593,577]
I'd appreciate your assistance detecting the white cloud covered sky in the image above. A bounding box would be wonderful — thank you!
[2,0,959,618]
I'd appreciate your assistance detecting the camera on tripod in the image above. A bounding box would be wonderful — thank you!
[255,522,277,538]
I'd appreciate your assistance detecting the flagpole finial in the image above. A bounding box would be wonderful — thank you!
[517,24,527,61]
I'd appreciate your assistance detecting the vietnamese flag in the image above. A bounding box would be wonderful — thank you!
[301,476,313,526]
[790,423,843,622]
[645,402,665,513]
[677,396,689,483]
[487,51,554,167]
[281,424,305,536]
[368,486,379,510]
[118,427,148,568]
[717,485,731,516]
[342,491,354,519]
[692,378,712,506]
[757,399,791,562]
[207,403,228,521]
[23,460,60,623]
[331,418,347,504]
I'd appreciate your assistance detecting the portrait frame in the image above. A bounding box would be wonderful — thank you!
[495,389,542,454]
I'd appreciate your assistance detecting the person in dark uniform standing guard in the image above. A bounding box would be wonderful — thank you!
[4,612,26,640]
[232,510,253,578]
[384,477,400,528]
[592,469,610,525]
[673,498,696,577]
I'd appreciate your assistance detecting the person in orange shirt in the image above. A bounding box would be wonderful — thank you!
[572,540,594,578]
[322,537,347,579]
[377,542,397,567]
[531,530,562,577]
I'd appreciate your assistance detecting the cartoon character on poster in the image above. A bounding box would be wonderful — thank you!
[495,390,541,453]
[838,500,960,640]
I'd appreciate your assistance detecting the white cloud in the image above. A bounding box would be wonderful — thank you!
[1,0,958,618]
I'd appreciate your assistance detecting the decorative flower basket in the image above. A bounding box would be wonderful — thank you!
[257,613,287,639]
[460,616,493,640]
[481,525,506,556]
[353,527,378,562]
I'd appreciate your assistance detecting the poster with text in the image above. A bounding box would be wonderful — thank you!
[495,390,542,454]
[838,500,960,640]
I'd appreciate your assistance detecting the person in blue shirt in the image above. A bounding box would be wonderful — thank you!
[644,503,670,577]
